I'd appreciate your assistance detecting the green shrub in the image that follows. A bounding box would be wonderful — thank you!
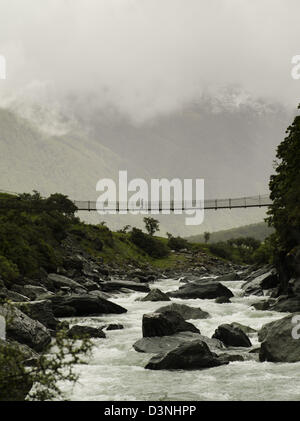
[0,255,19,284]
[167,236,189,251]
[130,228,169,258]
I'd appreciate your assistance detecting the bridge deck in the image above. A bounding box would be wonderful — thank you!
[74,194,272,212]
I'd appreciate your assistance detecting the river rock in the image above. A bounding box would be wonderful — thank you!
[259,313,300,362]
[167,281,233,300]
[1,304,51,352]
[229,322,256,335]
[140,288,171,302]
[67,325,106,339]
[269,296,300,312]
[48,294,127,317]
[13,300,59,330]
[212,323,252,347]
[215,272,240,282]
[106,323,124,331]
[215,296,231,304]
[133,331,224,354]
[242,267,278,296]
[145,340,229,370]
[251,300,273,311]
[217,353,245,363]
[101,280,150,293]
[142,311,200,337]
[21,285,52,301]
[47,273,85,291]
[155,303,209,320]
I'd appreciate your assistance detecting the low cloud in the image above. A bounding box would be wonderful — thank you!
[0,0,299,121]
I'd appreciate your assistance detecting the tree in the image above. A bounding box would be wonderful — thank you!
[143,217,160,236]
[118,225,131,234]
[204,232,210,244]
[267,105,300,254]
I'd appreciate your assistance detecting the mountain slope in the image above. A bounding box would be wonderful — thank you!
[187,221,274,243]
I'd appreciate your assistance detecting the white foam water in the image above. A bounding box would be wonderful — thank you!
[59,279,300,401]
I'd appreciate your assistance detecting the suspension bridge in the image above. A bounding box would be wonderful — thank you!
[0,189,272,212]
[74,194,272,212]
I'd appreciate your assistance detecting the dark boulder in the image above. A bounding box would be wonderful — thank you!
[142,311,200,338]
[13,300,59,330]
[106,323,124,331]
[167,281,233,300]
[217,353,244,363]
[21,285,52,301]
[269,296,300,313]
[101,280,150,293]
[215,272,240,282]
[47,274,85,291]
[133,332,224,354]
[145,340,228,370]
[229,322,256,335]
[242,267,277,296]
[251,300,275,311]
[212,323,252,347]
[215,296,231,304]
[48,294,127,317]
[259,313,300,362]
[155,303,209,320]
[1,305,51,352]
[140,288,170,302]
[67,325,106,339]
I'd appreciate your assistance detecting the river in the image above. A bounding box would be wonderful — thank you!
[60,278,300,401]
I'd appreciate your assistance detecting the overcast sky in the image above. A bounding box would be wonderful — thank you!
[0,0,299,121]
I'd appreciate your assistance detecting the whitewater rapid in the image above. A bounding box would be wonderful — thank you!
[60,278,300,401]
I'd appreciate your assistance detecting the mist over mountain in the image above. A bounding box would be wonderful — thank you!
[0,89,294,236]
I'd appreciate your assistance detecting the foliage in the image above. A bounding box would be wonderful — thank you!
[267,106,300,255]
[0,192,78,282]
[143,217,160,236]
[209,236,262,264]
[167,235,189,251]
[117,225,131,234]
[130,228,169,258]
[204,232,210,244]
[0,324,93,401]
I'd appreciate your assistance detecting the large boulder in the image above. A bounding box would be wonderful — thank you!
[48,294,127,317]
[242,267,278,296]
[215,296,231,304]
[215,272,240,282]
[167,281,233,300]
[212,323,252,347]
[140,288,170,302]
[47,274,85,291]
[67,325,106,339]
[13,300,59,330]
[106,323,124,331]
[145,340,229,370]
[133,331,224,354]
[229,322,256,335]
[269,296,300,313]
[21,285,52,301]
[1,305,51,352]
[259,313,300,362]
[101,280,150,293]
[142,311,200,338]
[155,303,209,320]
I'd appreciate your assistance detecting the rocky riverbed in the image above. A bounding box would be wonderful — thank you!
[1,247,300,401]
[55,275,300,401]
